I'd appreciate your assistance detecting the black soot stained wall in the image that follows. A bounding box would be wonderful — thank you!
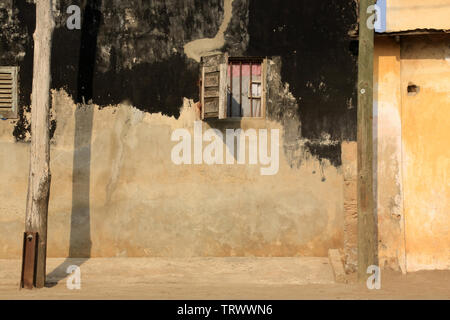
[1,0,358,167]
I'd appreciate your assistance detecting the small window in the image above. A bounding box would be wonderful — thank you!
[228,57,265,118]
[0,66,19,119]
[200,55,266,120]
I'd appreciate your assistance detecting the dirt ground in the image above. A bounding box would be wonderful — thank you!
[0,258,449,300]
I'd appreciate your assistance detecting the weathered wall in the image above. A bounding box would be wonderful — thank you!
[0,0,358,258]
[0,92,344,258]
[400,35,450,271]
[374,34,450,272]
[385,0,450,32]
[3,0,358,163]
[341,141,357,273]
[374,37,406,272]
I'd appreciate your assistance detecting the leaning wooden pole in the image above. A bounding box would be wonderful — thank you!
[357,0,377,281]
[24,0,55,288]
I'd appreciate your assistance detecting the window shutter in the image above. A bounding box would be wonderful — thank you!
[201,53,228,120]
[0,66,18,119]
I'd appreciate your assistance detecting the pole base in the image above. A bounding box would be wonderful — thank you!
[20,232,39,289]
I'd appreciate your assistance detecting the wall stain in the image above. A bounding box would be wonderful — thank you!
[4,0,358,166]
[243,0,358,165]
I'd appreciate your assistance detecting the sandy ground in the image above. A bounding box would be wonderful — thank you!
[0,258,449,300]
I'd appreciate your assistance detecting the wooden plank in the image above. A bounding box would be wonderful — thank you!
[202,53,227,67]
[218,63,228,119]
[201,66,205,120]
[23,0,54,289]
[229,62,233,117]
[204,86,219,98]
[204,72,219,87]
[357,0,377,282]
[262,59,267,118]
[204,97,219,112]
[204,65,219,73]
[250,62,253,116]
[239,61,242,117]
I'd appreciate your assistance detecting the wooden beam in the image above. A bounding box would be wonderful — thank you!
[239,61,242,117]
[23,0,55,288]
[357,0,377,281]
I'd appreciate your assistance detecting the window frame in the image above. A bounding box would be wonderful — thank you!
[226,56,267,120]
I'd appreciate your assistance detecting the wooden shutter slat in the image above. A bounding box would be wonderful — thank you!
[204,72,219,87]
[204,87,219,98]
[204,98,219,113]
[204,66,219,73]
[218,63,228,119]
[200,54,228,119]
[0,66,19,118]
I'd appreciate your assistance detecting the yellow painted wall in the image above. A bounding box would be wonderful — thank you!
[400,35,450,271]
[375,34,450,272]
[386,0,450,32]
[374,37,406,272]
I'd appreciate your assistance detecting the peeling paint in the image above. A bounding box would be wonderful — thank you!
[0,90,345,258]
[0,0,361,259]
[375,35,450,272]
[401,35,450,271]
[374,37,406,272]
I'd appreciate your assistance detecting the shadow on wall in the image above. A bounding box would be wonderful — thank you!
[245,0,358,166]
[49,2,200,120]
[46,0,101,286]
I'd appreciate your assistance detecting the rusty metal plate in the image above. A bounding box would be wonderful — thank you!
[20,232,38,289]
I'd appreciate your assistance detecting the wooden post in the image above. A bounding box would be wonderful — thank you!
[357,0,377,281]
[23,0,55,288]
